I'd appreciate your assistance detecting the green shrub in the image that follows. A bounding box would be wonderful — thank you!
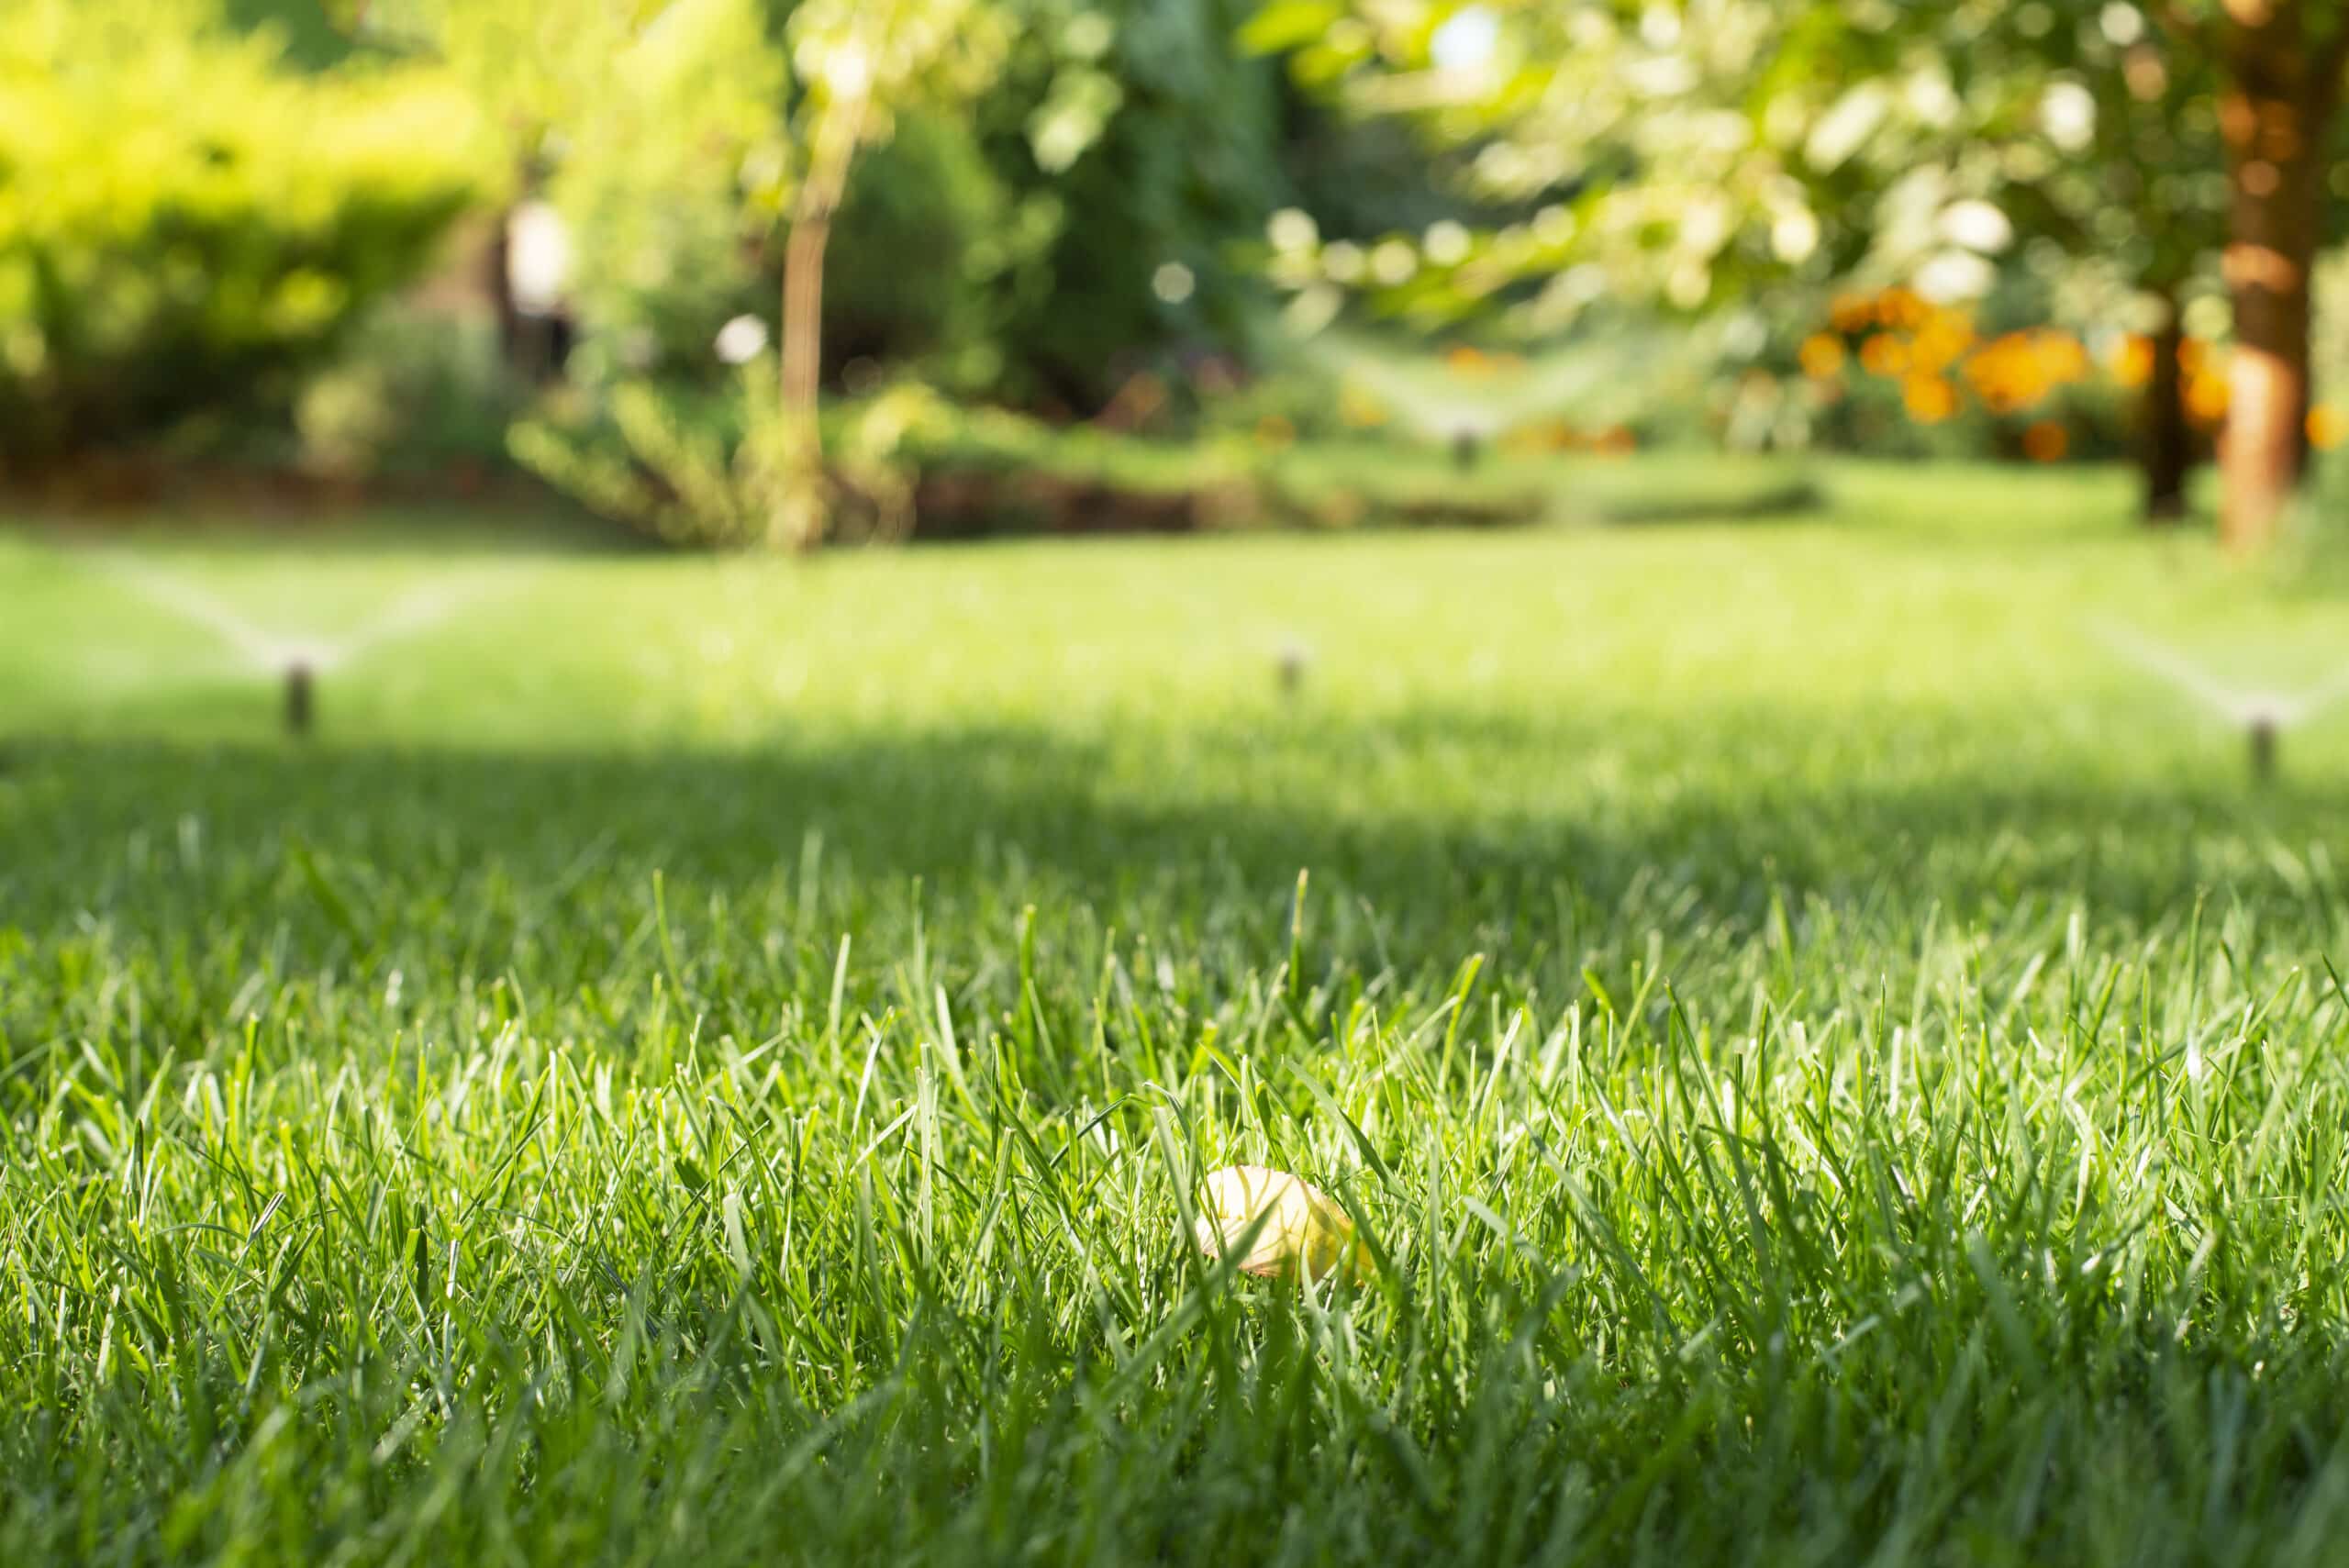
[510,364,940,551]
[981,0,1286,406]
[294,307,518,479]
[1196,360,1349,441]
[0,0,489,466]
[510,370,800,550]
[824,112,1045,395]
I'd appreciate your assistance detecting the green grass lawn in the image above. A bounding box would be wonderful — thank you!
[9,461,2349,1565]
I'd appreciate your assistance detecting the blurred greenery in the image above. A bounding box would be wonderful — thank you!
[286,310,517,485]
[982,0,1286,406]
[5,0,2348,545]
[0,0,488,467]
[539,0,791,386]
[825,112,1033,391]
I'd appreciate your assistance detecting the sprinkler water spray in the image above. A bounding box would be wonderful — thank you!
[2097,620,2349,784]
[98,556,501,739]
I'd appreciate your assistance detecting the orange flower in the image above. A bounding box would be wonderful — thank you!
[1962,333,2054,413]
[1876,286,1928,329]
[1592,425,1637,455]
[2110,334,2154,389]
[1910,312,1976,372]
[1444,345,1494,377]
[1904,375,1960,424]
[2022,420,2069,462]
[1799,333,1847,378]
[2310,404,2349,450]
[2034,331,2090,384]
[2186,371,2230,425]
[1829,292,1876,333]
[1961,350,2000,398]
[1861,334,1911,376]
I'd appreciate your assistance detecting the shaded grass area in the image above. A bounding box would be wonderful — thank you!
[8,465,2349,1564]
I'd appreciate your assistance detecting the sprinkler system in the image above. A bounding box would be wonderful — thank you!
[2248,712,2278,783]
[1302,335,1601,459]
[97,556,502,739]
[1275,636,1312,695]
[284,661,316,738]
[2098,620,2349,784]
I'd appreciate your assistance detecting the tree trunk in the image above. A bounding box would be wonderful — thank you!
[2216,20,2335,552]
[486,205,529,378]
[779,212,829,460]
[2143,288,2192,522]
[772,89,868,551]
[770,210,834,552]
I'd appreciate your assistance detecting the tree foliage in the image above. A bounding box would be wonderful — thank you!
[987,0,1288,406]
[1256,0,2349,541]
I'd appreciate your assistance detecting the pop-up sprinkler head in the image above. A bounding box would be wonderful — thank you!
[284,661,315,738]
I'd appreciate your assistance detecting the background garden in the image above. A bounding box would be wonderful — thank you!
[17,0,2349,541]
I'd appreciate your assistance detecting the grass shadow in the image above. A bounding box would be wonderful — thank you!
[5,714,2334,992]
